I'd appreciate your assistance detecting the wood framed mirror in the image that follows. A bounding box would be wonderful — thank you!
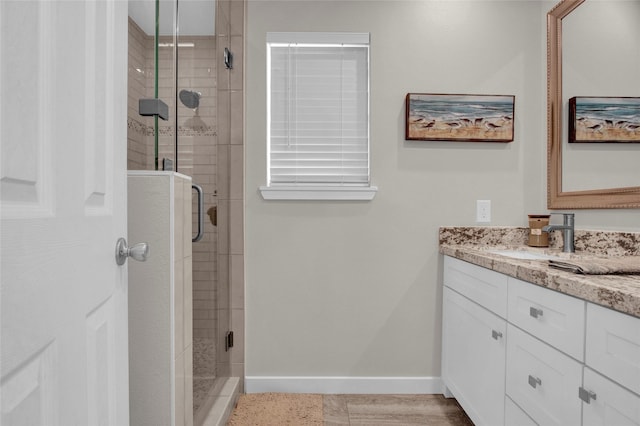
[547,0,640,209]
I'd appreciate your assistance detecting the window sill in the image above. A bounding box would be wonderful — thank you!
[259,185,378,201]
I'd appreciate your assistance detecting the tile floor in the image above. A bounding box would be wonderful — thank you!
[323,394,473,425]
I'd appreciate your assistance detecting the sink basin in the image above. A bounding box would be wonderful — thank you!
[488,249,561,261]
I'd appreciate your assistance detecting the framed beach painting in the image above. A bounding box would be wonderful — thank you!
[569,97,640,143]
[405,93,515,142]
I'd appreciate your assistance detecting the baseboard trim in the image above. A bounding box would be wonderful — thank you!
[244,376,444,394]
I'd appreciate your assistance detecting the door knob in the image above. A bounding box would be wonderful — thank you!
[115,238,149,265]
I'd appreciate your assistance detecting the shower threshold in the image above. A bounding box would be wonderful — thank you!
[194,376,240,426]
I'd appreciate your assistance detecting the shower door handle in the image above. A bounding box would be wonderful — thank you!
[192,184,204,242]
[224,47,233,69]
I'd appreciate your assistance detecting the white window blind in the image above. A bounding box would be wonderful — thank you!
[266,32,370,189]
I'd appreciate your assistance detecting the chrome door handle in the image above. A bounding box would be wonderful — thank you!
[528,375,542,389]
[192,184,204,242]
[115,238,149,265]
[530,307,544,319]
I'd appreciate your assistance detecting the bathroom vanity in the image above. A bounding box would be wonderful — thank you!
[440,227,640,426]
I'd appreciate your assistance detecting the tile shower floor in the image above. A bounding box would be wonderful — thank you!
[193,337,217,414]
[323,394,473,425]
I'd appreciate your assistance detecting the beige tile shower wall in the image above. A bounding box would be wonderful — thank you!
[128,172,193,426]
[156,36,217,176]
[177,36,217,180]
[216,0,244,383]
[127,18,154,170]
[157,36,177,168]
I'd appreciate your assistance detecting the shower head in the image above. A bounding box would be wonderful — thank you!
[179,89,201,109]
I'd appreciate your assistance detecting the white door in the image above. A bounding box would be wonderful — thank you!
[1,1,129,425]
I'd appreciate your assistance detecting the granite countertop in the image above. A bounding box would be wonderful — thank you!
[439,227,640,318]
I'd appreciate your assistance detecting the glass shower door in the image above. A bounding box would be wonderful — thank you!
[175,0,235,421]
[173,1,224,416]
[127,0,177,171]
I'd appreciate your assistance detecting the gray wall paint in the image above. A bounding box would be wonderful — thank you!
[244,0,639,379]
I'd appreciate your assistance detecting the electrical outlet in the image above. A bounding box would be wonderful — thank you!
[476,200,491,223]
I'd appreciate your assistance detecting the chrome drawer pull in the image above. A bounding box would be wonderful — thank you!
[491,330,503,340]
[528,375,542,389]
[529,307,544,319]
[578,387,597,404]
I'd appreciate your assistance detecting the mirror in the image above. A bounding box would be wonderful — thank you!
[547,0,640,209]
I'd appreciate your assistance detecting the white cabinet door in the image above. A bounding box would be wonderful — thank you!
[506,325,582,426]
[443,287,506,426]
[505,395,538,426]
[582,368,640,426]
[1,1,129,425]
[586,303,640,396]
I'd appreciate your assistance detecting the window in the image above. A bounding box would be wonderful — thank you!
[260,32,377,200]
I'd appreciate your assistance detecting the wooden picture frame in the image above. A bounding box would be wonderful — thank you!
[569,96,640,143]
[405,93,515,142]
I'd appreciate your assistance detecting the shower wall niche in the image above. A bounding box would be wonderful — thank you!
[127,0,244,422]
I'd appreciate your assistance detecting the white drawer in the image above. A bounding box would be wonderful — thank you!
[506,324,582,426]
[444,256,508,318]
[507,277,585,361]
[586,303,640,395]
[582,367,640,426]
[505,395,537,426]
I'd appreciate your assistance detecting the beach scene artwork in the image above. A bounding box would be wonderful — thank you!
[405,93,515,142]
[569,97,640,143]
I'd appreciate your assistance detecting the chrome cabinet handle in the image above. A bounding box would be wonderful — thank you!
[578,387,597,404]
[530,307,544,319]
[192,184,204,242]
[528,375,542,389]
[491,330,503,340]
[115,238,149,265]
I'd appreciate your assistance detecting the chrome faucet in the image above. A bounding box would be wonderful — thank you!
[542,213,575,253]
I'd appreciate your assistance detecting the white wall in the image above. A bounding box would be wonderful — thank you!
[244,0,639,385]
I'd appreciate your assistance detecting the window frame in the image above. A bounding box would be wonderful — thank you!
[260,32,377,201]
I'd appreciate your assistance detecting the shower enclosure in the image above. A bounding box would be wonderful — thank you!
[127,0,244,423]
